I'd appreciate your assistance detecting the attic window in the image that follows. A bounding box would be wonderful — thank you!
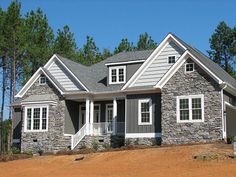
[185,63,194,73]
[109,66,126,84]
[39,76,47,85]
[168,56,176,64]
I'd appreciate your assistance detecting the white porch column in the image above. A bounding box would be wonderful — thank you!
[90,99,94,135]
[113,98,117,135]
[85,98,90,134]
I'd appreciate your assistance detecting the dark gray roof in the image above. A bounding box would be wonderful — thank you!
[55,50,153,92]
[52,34,236,93]
[171,33,236,89]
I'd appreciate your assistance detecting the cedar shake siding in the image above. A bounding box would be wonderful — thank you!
[161,59,222,144]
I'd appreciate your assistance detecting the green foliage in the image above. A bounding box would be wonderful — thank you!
[137,32,157,50]
[91,139,99,151]
[208,21,236,77]
[53,25,78,60]
[114,38,134,54]
[10,146,20,154]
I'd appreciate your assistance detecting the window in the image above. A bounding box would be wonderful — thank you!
[177,95,204,123]
[39,76,47,85]
[138,99,152,125]
[185,63,194,73]
[168,56,176,64]
[94,104,101,122]
[109,66,126,84]
[25,105,49,132]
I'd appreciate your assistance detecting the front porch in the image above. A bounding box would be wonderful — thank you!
[64,97,125,149]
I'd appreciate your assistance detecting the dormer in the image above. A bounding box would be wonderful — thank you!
[108,65,126,85]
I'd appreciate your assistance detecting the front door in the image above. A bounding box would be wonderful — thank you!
[79,105,86,129]
[106,104,113,133]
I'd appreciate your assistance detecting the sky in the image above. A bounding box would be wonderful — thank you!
[0,0,236,119]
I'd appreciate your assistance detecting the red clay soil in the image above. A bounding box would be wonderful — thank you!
[1,144,236,177]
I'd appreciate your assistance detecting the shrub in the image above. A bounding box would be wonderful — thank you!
[227,136,235,144]
[102,143,111,150]
[91,139,99,151]
[10,146,20,154]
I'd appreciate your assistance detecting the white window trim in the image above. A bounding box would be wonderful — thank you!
[185,63,195,73]
[109,65,126,84]
[167,55,176,64]
[138,99,152,125]
[176,94,204,123]
[39,76,47,85]
[94,104,101,122]
[24,104,49,132]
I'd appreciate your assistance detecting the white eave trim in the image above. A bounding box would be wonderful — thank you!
[121,33,187,90]
[223,84,236,97]
[21,100,57,106]
[45,54,89,92]
[154,50,223,88]
[105,59,145,66]
[15,67,64,98]
[225,101,236,110]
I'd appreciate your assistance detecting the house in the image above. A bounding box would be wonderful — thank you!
[12,33,236,152]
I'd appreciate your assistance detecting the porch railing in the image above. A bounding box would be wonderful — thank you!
[71,123,88,150]
[71,122,125,150]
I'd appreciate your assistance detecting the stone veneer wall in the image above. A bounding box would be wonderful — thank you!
[20,76,71,153]
[161,59,223,144]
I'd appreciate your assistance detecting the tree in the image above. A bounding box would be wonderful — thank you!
[208,21,235,76]
[53,25,78,59]
[101,48,112,59]
[23,8,54,82]
[114,38,134,54]
[78,36,101,65]
[137,32,157,50]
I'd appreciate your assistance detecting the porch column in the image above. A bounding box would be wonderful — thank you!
[85,98,90,134]
[90,99,94,135]
[113,98,117,135]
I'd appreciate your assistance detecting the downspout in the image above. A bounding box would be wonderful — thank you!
[220,83,227,140]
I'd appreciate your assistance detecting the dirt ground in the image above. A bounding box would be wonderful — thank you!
[1,144,236,177]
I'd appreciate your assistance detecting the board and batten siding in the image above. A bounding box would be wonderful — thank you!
[132,41,184,87]
[48,60,84,91]
[126,93,161,133]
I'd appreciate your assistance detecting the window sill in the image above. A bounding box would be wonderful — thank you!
[177,120,204,123]
[138,123,152,125]
[24,130,48,133]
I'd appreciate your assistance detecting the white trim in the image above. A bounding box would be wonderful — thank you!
[85,98,90,134]
[125,133,161,138]
[13,139,20,143]
[105,103,113,133]
[185,63,195,73]
[15,67,64,98]
[124,97,127,138]
[109,65,126,84]
[64,133,73,137]
[155,51,223,88]
[225,101,236,110]
[93,104,101,123]
[221,86,227,139]
[21,101,57,106]
[176,94,204,123]
[24,104,49,132]
[113,98,117,135]
[105,60,145,66]
[138,98,152,125]
[45,54,89,92]
[121,33,187,90]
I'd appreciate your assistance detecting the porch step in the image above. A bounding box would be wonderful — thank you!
[73,135,125,151]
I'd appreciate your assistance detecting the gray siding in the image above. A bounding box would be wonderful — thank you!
[226,106,236,137]
[13,108,22,140]
[126,93,161,133]
[132,41,184,87]
[48,60,84,91]
[64,100,79,134]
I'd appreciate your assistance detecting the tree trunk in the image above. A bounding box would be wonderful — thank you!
[0,56,6,153]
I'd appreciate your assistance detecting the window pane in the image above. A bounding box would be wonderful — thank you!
[180,99,188,109]
[141,102,149,112]
[192,98,201,109]
[33,108,40,130]
[42,107,47,130]
[180,110,189,120]
[42,119,47,130]
[27,108,31,130]
[168,56,175,64]
[111,69,117,82]
[141,113,150,123]
[186,63,194,72]
[118,68,124,82]
[192,109,202,120]
[42,107,47,118]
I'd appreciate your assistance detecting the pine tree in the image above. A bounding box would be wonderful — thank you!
[137,32,157,50]
[114,38,134,54]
